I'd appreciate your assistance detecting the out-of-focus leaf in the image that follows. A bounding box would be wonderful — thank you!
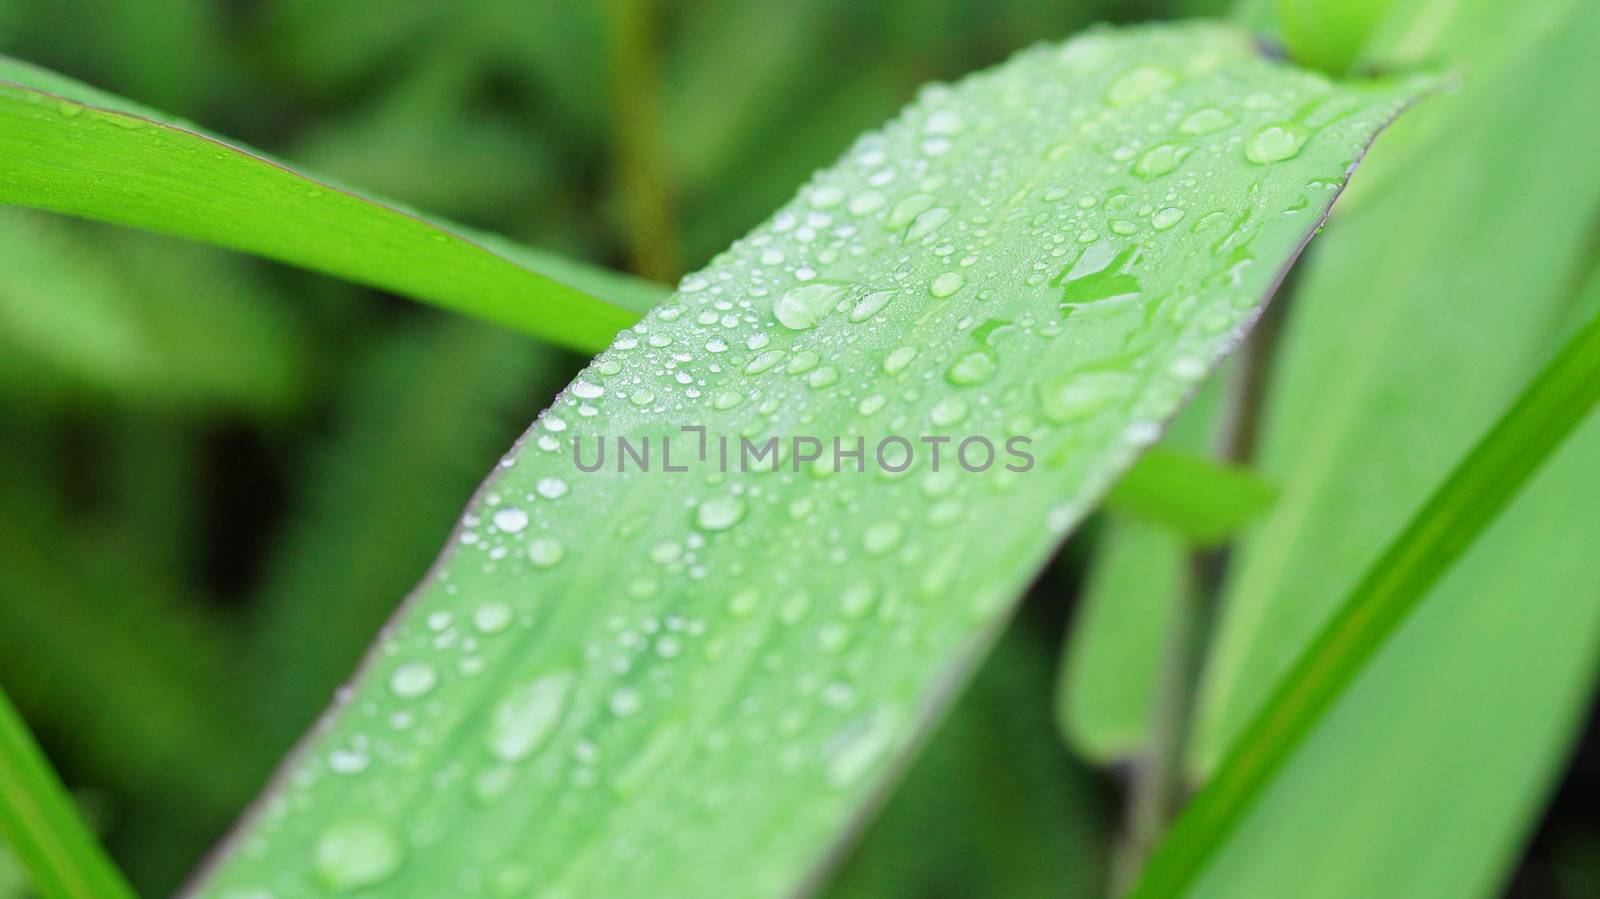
[0,686,135,899]
[1138,264,1600,898]
[189,25,1426,898]
[825,618,1109,899]
[0,478,264,815]
[0,209,307,411]
[249,318,560,749]
[1192,0,1600,780]
[1181,0,1600,895]
[0,56,662,350]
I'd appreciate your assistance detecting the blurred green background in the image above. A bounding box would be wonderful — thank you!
[0,0,1596,896]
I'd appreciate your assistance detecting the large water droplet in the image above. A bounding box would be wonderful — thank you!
[929,271,966,298]
[1245,122,1310,164]
[1107,66,1177,106]
[1133,142,1190,179]
[1056,244,1141,309]
[527,537,566,568]
[489,672,574,762]
[1178,107,1234,135]
[774,282,849,330]
[314,819,403,892]
[945,349,997,386]
[1038,371,1134,423]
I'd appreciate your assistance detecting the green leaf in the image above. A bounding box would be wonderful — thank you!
[1132,258,1600,899]
[0,55,663,352]
[0,208,308,411]
[1181,2,1600,894]
[190,24,1425,898]
[0,684,136,899]
[1190,0,1600,791]
[1105,446,1275,545]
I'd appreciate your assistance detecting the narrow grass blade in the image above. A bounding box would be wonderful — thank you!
[189,24,1427,898]
[1132,294,1600,898]
[0,684,137,899]
[0,56,663,352]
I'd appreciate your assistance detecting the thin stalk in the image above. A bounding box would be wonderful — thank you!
[1129,302,1600,898]
[607,0,681,282]
[0,683,138,899]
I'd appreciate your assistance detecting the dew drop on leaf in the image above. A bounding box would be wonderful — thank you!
[313,819,403,892]
[774,282,849,330]
[1246,122,1311,164]
[489,672,574,762]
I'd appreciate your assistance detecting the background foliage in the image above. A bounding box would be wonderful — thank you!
[0,0,1596,897]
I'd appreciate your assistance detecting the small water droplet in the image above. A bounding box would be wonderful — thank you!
[537,477,570,500]
[1133,142,1191,179]
[696,495,746,531]
[473,603,514,635]
[863,521,904,555]
[1107,66,1177,106]
[1152,207,1185,230]
[883,346,918,375]
[1038,371,1134,423]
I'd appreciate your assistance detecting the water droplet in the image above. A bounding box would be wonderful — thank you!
[808,366,839,388]
[945,349,997,386]
[850,289,896,322]
[745,350,786,374]
[1107,66,1177,106]
[1133,142,1191,179]
[489,672,574,762]
[1178,107,1234,135]
[787,350,819,374]
[1152,207,1185,230]
[930,396,969,426]
[887,194,936,229]
[609,687,643,717]
[905,206,954,242]
[474,603,514,635]
[527,537,565,568]
[1245,122,1310,164]
[537,477,570,500]
[929,271,965,298]
[388,662,438,699]
[863,521,904,555]
[774,282,849,330]
[923,109,965,135]
[492,507,529,533]
[696,495,746,531]
[1038,371,1134,423]
[314,819,403,891]
[825,709,897,787]
[883,346,919,375]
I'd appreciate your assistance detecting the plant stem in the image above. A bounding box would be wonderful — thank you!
[607,0,681,283]
[0,683,138,899]
[1128,301,1600,898]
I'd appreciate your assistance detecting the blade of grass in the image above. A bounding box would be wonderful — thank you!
[1130,296,1600,898]
[0,56,665,352]
[0,684,137,899]
[188,24,1430,898]
[1103,446,1275,546]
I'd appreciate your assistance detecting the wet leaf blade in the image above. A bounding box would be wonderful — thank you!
[0,55,662,352]
[189,24,1424,899]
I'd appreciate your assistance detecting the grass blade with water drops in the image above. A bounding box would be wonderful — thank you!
[0,56,663,352]
[0,684,137,899]
[188,23,1427,898]
[1132,288,1600,898]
